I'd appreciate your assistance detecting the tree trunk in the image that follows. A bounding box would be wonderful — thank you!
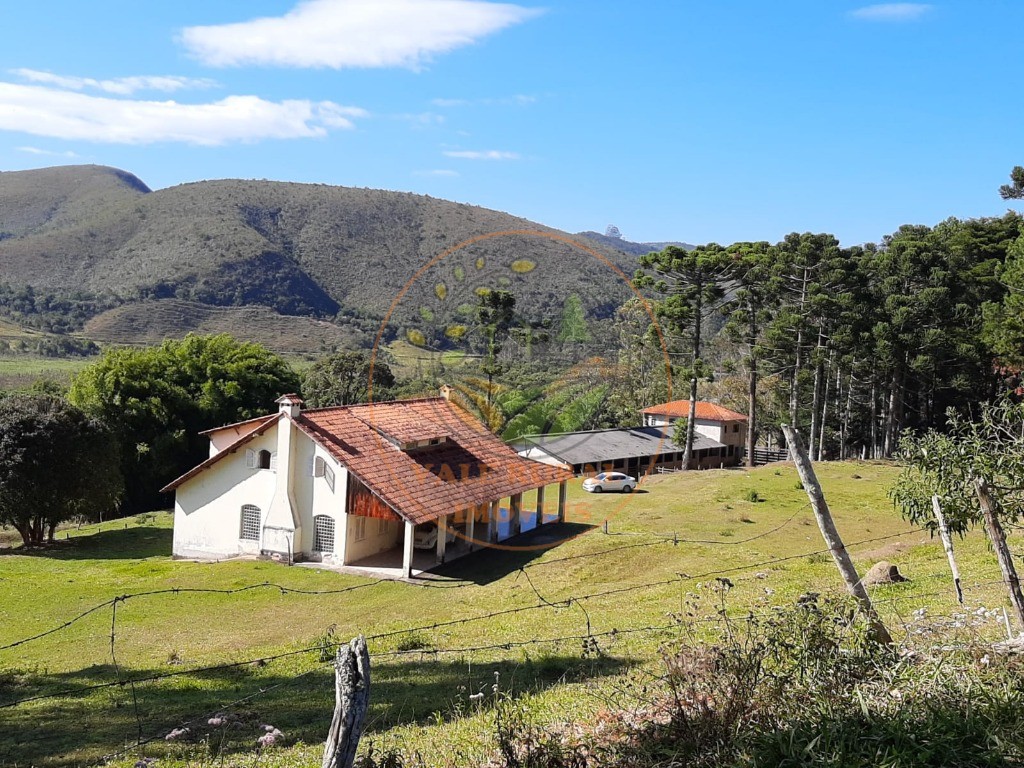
[975,479,1024,632]
[681,376,698,469]
[746,313,757,468]
[884,370,899,458]
[782,425,892,645]
[788,267,810,428]
[809,333,826,461]
[323,636,371,768]
[816,348,834,461]
[681,281,703,470]
[931,495,963,605]
[15,522,31,548]
[869,376,879,459]
[841,367,854,460]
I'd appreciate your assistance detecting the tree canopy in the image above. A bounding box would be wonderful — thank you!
[69,334,299,512]
[301,350,396,408]
[0,393,123,546]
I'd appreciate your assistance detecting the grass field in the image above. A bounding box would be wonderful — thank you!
[0,461,1015,766]
[0,355,90,391]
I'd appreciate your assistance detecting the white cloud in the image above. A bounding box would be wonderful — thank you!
[11,68,217,95]
[849,4,932,21]
[180,0,543,69]
[16,146,79,157]
[443,149,519,160]
[0,82,367,145]
[431,93,536,107]
[414,169,460,177]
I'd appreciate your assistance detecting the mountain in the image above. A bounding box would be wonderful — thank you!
[576,230,695,256]
[0,166,643,354]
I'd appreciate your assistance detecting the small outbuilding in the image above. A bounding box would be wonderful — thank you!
[164,394,571,577]
[513,424,729,476]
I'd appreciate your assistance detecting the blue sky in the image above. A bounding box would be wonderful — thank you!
[0,1,1021,246]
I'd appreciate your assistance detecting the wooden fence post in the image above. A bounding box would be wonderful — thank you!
[781,425,892,645]
[931,495,964,605]
[322,635,371,768]
[974,478,1024,632]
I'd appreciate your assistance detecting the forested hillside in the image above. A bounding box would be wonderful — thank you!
[0,165,639,349]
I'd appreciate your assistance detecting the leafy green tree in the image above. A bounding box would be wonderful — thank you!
[637,245,731,467]
[69,334,299,512]
[301,350,396,407]
[475,290,516,409]
[0,393,123,546]
[983,235,1024,369]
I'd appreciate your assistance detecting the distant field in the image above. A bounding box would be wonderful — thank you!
[1,461,1013,766]
[0,355,89,390]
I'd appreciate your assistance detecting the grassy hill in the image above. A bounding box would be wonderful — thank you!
[1,461,1016,766]
[0,166,645,353]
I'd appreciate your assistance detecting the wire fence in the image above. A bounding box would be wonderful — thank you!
[1,519,1015,766]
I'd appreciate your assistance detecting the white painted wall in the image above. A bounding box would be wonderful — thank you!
[291,433,348,563]
[344,515,402,563]
[172,429,280,560]
[517,446,569,468]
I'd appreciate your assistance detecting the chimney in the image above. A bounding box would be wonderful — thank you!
[439,385,453,402]
[276,393,304,419]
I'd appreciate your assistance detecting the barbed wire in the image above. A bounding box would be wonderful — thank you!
[0,528,941,712]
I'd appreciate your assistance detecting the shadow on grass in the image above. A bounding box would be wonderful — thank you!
[425,522,597,586]
[1,650,634,766]
[0,525,172,561]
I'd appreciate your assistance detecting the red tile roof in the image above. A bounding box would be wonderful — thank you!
[164,398,571,525]
[297,399,572,525]
[641,400,748,422]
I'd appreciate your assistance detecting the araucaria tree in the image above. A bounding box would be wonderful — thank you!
[637,245,731,468]
[0,393,123,546]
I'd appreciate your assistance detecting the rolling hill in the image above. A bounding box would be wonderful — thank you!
[0,165,650,352]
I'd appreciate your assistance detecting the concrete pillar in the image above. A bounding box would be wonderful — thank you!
[402,520,415,578]
[466,506,477,551]
[510,493,522,537]
[536,486,546,526]
[436,515,448,564]
[487,500,499,543]
[558,481,567,523]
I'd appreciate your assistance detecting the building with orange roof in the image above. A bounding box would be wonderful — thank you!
[641,400,748,465]
[163,393,571,577]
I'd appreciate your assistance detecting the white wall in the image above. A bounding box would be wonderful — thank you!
[344,515,402,563]
[291,433,348,563]
[517,446,569,468]
[173,429,280,560]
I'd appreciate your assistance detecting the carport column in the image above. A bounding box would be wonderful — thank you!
[536,486,546,525]
[487,500,499,543]
[558,480,567,523]
[510,493,522,537]
[466,506,477,551]
[402,520,415,579]
[436,514,448,564]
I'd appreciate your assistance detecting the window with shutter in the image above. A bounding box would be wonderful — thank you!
[269,452,278,471]
[324,466,335,492]
[353,516,367,541]
[246,449,257,469]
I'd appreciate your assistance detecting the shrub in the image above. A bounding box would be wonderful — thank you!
[743,489,761,503]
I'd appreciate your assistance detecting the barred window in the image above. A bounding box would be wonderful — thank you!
[313,515,335,553]
[240,505,261,541]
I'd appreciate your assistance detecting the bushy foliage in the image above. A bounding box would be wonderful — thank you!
[68,334,299,512]
[301,350,396,407]
[0,393,122,545]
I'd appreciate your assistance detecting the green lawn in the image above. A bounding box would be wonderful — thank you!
[0,462,1013,766]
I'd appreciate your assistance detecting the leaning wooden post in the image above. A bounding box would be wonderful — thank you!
[974,478,1024,632]
[931,495,964,605]
[322,635,371,768]
[781,425,892,645]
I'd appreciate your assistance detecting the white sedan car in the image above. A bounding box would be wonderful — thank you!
[413,522,457,550]
[582,472,637,493]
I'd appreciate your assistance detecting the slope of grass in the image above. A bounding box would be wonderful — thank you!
[0,461,1014,766]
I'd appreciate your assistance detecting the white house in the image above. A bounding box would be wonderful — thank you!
[640,400,748,465]
[163,394,571,577]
